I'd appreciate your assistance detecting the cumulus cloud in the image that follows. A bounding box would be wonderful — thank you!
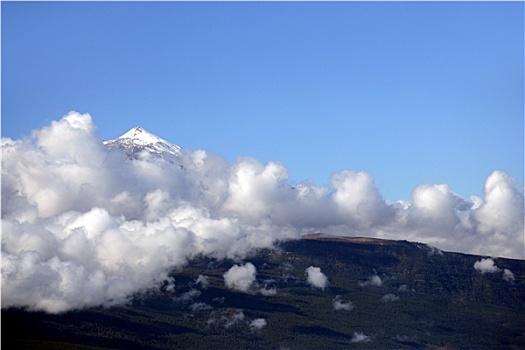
[332,295,354,311]
[1,111,523,313]
[470,171,525,257]
[305,266,328,289]
[332,170,395,227]
[473,258,500,274]
[408,184,463,232]
[223,263,257,293]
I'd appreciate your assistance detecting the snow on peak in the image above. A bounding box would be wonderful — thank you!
[119,126,171,146]
[103,126,182,159]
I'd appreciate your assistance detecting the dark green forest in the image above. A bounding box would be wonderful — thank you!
[3,237,524,349]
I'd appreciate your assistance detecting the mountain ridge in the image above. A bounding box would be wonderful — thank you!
[303,233,412,245]
[3,236,524,349]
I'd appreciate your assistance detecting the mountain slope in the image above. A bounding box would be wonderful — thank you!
[3,236,524,349]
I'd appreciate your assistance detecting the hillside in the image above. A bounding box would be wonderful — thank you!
[3,236,524,349]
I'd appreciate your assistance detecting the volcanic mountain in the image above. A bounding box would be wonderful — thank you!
[103,126,182,164]
[2,126,524,349]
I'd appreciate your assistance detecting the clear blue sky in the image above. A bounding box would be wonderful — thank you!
[2,1,523,201]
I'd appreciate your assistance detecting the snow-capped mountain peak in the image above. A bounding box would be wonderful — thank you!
[119,126,164,144]
[103,126,182,161]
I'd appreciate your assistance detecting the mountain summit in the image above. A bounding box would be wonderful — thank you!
[103,126,182,162]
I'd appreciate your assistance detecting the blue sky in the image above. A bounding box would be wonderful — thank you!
[2,1,523,201]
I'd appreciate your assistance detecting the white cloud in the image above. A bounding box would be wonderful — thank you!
[305,266,328,289]
[408,184,462,232]
[358,274,383,287]
[333,295,354,311]
[1,112,523,313]
[222,158,292,224]
[474,258,500,273]
[249,318,267,330]
[350,332,371,343]
[223,263,257,293]
[470,171,525,258]
[331,170,395,227]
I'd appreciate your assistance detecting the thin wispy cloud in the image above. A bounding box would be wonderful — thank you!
[381,294,400,303]
[333,295,355,311]
[195,275,210,289]
[189,302,212,312]
[249,318,267,330]
[350,332,371,343]
[173,289,201,304]
[358,274,383,287]
[503,269,515,282]
[207,309,246,329]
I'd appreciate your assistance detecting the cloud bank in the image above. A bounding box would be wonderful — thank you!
[2,112,523,313]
